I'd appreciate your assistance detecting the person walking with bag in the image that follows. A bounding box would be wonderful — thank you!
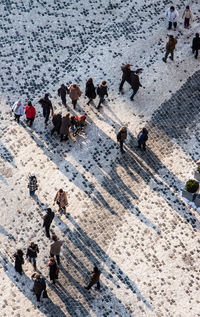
[32,273,47,302]
[49,257,59,284]
[53,189,68,213]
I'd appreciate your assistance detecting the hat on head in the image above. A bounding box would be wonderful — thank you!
[44,93,49,98]
[186,5,189,9]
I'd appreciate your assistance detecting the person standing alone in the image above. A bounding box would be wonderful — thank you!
[162,35,177,63]
[117,127,127,154]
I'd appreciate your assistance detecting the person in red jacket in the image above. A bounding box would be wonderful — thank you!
[25,101,36,127]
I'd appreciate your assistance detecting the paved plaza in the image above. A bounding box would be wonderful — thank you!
[0,0,200,316]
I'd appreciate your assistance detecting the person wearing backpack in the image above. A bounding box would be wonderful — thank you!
[117,127,127,154]
[137,128,148,151]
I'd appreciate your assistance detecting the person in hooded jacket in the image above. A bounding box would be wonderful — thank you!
[51,113,62,136]
[43,208,55,238]
[12,101,24,123]
[14,249,24,275]
[49,257,59,284]
[192,33,200,59]
[60,113,71,141]
[97,81,108,109]
[39,93,53,126]
[137,128,148,151]
[85,77,96,105]
[58,84,69,106]
[68,84,82,109]
[25,101,36,127]
[26,241,39,270]
[28,172,38,196]
[32,273,46,302]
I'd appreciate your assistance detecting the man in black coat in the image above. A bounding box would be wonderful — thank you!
[130,71,142,101]
[26,241,39,270]
[192,33,200,59]
[43,208,54,238]
[51,113,62,136]
[32,273,47,302]
[39,93,53,126]
[58,84,69,106]
[119,64,132,91]
[97,81,108,109]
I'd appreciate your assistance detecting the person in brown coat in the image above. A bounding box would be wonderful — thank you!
[117,127,127,153]
[32,273,46,302]
[68,84,82,109]
[60,113,71,141]
[50,234,63,265]
[53,189,68,213]
[85,266,101,290]
[162,35,177,63]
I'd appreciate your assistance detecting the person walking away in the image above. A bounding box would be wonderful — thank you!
[60,113,71,142]
[68,84,82,109]
[85,266,101,290]
[49,257,59,284]
[165,6,179,30]
[51,113,62,136]
[85,77,96,105]
[97,81,108,109]
[50,235,63,265]
[26,241,39,270]
[192,33,200,59]
[53,189,68,213]
[130,71,142,101]
[28,172,38,196]
[58,84,69,106]
[14,249,24,275]
[162,35,177,63]
[119,64,133,91]
[25,101,36,127]
[117,127,127,154]
[39,93,53,126]
[12,100,24,123]
[182,6,193,29]
[137,128,148,151]
[43,208,55,238]
[32,273,47,302]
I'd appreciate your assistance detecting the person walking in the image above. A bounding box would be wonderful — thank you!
[12,100,24,123]
[25,101,36,127]
[97,81,108,109]
[28,172,38,196]
[60,113,71,142]
[14,249,24,275]
[162,35,177,63]
[39,93,53,126]
[32,273,47,302]
[49,257,59,284]
[182,6,193,29]
[50,235,63,265]
[85,77,96,105]
[43,208,55,238]
[58,84,69,106]
[26,241,39,270]
[119,64,133,91]
[192,33,200,59]
[137,128,148,151]
[130,71,142,101]
[53,189,68,213]
[68,84,82,109]
[117,127,127,154]
[85,266,101,291]
[165,6,179,30]
[51,113,62,136]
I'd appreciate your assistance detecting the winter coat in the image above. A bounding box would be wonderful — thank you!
[121,66,132,84]
[58,85,69,98]
[28,176,38,191]
[165,8,179,22]
[138,129,148,144]
[43,210,55,227]
[54,191,68,208]
[52,114,62,133]
[85,81,96,99]
[192,35,200,50]
[39,97,53,111]
[90,269,101,284]
[49,260,58,280]
[50,240,63,255]
[12,102,24,116]
[97,83,108,98]
[26,244,39,258]
[182,9,193,20]
[117,128,127,141]
[25,105,36,119]
[166,38,177,51]
[60,116,71,135]
[68,85,82,101]
[131,74,142,91]
[33,276,46,294]
[14,252,24,273]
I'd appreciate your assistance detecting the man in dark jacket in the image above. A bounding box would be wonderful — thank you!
[162,35,177,63]
[28,172,38,196]
[85,266,101,290]
[130,71,142,100]
[39,93,53,126]
[119,64,132,91]
[192,33,200,59]
[32,273,46,302]
[117,127,127,153]
[51,113,62,136]
[58,84,69,106]
[97,81,108,109]
[137,128,148,151]
[43,208,55,238]
[26,241,39,270]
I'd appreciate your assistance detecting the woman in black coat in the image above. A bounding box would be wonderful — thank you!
[14,249,24,275]
[49,257,58,284]
[85,78,96,105]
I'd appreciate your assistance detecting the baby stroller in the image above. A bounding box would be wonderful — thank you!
[71,115,86,137]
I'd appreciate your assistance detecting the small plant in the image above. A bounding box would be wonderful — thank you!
[185,179,199,193]
[197,165,200,173]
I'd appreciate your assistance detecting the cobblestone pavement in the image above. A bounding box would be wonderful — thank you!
[0,1,200,317]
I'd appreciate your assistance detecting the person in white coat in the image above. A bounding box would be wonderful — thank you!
[12,100,24,123]
[165,6,179,30]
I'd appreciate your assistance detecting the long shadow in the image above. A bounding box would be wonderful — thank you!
[0,173,8,185]
[0,140,17,168]
[54,215,153,311]
[0,225,16,241]
[0,252,66,317]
